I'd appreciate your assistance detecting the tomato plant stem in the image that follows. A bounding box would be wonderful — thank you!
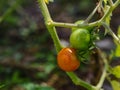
[100,0,120,22]
[84,0,102,23]
[51,21,78,28]
[108,0,114,6]
[113,0,120,9]
[37,0,62,52]
[66,72,96,90]
[102,22,120,44]
[96,49,108,89]
[49,0,120,30]
[37,0,51,21]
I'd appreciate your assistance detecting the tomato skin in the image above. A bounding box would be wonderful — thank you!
[70,29,90,50]
[57,48,80,72]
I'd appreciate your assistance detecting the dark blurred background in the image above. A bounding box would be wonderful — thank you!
[0,0,120,90]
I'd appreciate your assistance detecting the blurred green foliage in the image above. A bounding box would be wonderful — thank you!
[0,0,58,89]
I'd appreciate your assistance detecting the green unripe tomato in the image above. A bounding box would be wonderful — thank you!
[70,29,90,50]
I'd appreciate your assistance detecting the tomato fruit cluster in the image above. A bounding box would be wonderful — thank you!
[57,48,80,72]
[57,20,92,71]
[70,29,90,50]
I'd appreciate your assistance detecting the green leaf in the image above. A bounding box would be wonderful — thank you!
[112,66,120,78]
[111,80,120,90]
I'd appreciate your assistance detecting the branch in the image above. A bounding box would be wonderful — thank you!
[84,0,102,23]
[66,72,96,90]
[51,21,87,28]
[102,22,120,44]
[108,0,114,6]
[113,0,120,9]
[48,0,120,29]
[96,49,108,89]
[100,0,120,22]
[37,0,62,52]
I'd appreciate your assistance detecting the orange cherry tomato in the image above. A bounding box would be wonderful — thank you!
[57,48,80,72]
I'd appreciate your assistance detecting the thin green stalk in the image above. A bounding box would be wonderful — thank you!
[96,66,107,89]
[84,0,102,23]
[47,25,63,52]
[113,0,120,9]
[66,48,109,90]
[96,50,108,89]
[102,22,120,44]
[37,0,62,52]
[89,0,120,28]
[66,72,96,90]
[37,0,51,21]
[49,0,120,29]
[99,6,111,22]
[100,0,120,22]
[51,21,87,28]
[108,0,114,6]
